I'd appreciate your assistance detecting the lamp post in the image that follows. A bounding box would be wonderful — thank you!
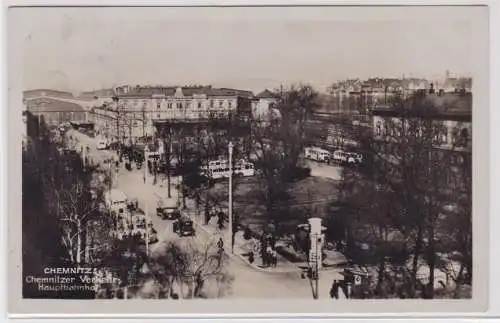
[144,146,149,184]
[145,202,149,257]
[228,141,234,254]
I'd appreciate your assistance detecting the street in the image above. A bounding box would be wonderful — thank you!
[69,130,345,299]
[305,160,343,181]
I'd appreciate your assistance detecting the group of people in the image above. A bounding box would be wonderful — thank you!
[260,233,278,268]
[261,246,278,268]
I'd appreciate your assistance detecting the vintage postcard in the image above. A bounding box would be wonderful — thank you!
[7,4,489,316]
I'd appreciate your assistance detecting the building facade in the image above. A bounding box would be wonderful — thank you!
[251,89,278,121]
[24,97,88,126]
[88,85,255,144]
[371,92,472,194]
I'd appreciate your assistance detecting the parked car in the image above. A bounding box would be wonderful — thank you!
[332,150,348,164]
[97,140,108,150]
[157,206,181,220]
[173,216,195,237]
[133,226,158,244]
[333,150,363,166]
[345,152,363,166]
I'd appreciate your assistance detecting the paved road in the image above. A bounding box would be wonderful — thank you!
[305,160,343,181]
[69,130,345,299]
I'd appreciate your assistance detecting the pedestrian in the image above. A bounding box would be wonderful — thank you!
[217,237,224,251]
[340,280,350,299]
[217,213,224,230]
[204,204,210,225]
[330,280,339,299]
[248,250,254,264]
[271,249,277,267]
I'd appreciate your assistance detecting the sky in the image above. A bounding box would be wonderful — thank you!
[11,6,487,95]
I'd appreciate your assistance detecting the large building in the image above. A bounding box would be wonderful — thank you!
[88,84,256,144]
[371,92,472,194]
[24,97,88,126]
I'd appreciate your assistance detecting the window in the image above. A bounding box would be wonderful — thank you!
[210,100,214,108]
[375,121,382,136]
[458,128,469,147]
[198,102,202,109]
[177,102,183,109]
[157,102,161,109]
[228,101,233,109]
[219,100,224,108]
[167,103,173,109]
[384,123,392,137]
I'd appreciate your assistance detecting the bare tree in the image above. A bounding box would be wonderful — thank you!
[47,160,104,265]
[149,240,233,299]
[182,239,233,298]
[338,92,472,298]
[148,242,188,299]
[249,84,318,228]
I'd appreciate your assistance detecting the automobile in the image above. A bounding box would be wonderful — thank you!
[332,150,348,164]
[157,198,180,220]
[97,140,108,150]
[345,152,363,166]
[157,206,181,220]
[131,212,159,244]
[104,189,128,214]
[333,150,363,166]
[173,216,195,237]
[133,226,159,244]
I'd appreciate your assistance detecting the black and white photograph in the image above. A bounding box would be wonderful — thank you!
[8,5,488,309]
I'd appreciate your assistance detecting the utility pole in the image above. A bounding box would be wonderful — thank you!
[128,116,132,145]
[142,106,146,139]
[145,202,149,257]
[167,127,173,198]
[144,146,148,184]
[108,159,112,194]
[228,141,234,254]
[315,233,319,299]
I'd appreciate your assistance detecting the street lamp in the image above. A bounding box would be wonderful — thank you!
[228,141,234,254]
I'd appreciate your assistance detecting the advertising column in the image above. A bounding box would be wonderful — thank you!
[308,217,323,271]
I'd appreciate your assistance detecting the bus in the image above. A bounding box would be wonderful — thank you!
[201,159,255,179]
[304,146,331,163]
[104,189,128,214]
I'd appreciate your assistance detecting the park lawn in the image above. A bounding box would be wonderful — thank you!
[206,175,339,235]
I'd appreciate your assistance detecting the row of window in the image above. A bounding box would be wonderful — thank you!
[120,99,234,110]
[375,121,470,148]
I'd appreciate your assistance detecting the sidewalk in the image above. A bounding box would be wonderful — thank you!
[138,174,324,275]
[173,196,300,274]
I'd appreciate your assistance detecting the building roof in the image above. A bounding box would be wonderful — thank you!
[116,86,254,99]
[25,97,85,113]
[371,93,472,122]
[23,89,74,99]
[79,88,116,98]
[256,89,276,99]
